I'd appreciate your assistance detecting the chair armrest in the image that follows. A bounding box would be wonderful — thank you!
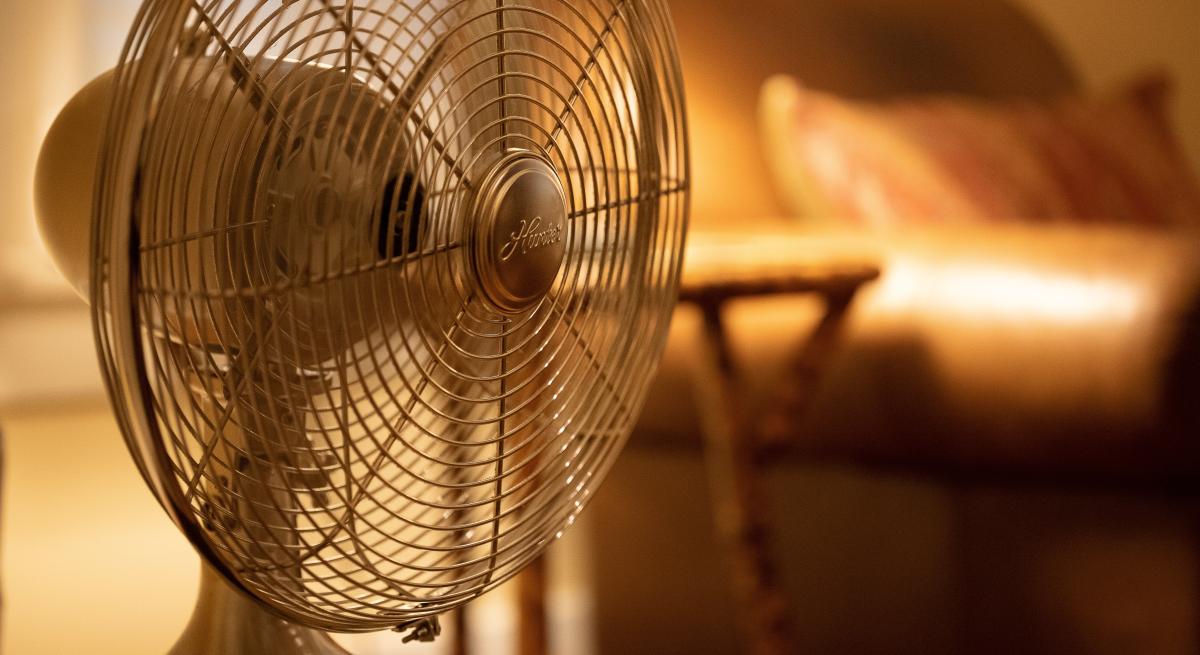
[637,223,1200,483]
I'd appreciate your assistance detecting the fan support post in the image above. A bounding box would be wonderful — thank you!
[169,563,350,655]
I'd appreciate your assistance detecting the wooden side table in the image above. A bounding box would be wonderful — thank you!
[681,235,880,655]
[496,231,878,655]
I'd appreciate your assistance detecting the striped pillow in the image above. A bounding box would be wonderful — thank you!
[760,74,1200,228]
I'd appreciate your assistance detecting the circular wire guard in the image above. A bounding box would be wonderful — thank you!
[91,0,688,632]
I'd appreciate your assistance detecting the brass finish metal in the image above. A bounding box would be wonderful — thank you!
[469,156,568,314]
[37,0,690,651]
[170,565,349,655]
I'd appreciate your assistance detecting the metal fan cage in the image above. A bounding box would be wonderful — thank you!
[90,0,688,633]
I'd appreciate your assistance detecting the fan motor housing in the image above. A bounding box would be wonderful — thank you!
[469,154,568,313]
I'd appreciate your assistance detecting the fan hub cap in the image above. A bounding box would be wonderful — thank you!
[471,156,568,313]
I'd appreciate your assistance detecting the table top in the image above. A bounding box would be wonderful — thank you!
[679,228,881,304]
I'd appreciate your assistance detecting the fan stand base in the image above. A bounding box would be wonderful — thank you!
[169,563,349,655]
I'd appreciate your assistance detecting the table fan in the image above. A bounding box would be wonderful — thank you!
[33,0,688,652]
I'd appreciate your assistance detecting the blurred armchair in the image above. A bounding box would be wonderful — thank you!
[587,2,1200,654]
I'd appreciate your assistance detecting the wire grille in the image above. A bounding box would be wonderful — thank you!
[90,0,687,633]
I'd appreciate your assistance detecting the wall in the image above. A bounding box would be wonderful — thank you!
[1016,0,1200,177]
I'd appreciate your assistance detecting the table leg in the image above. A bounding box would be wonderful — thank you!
[760,291,856,452]
[517,555,549,655]
[692,302,795,655]
[450,606,467,655]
